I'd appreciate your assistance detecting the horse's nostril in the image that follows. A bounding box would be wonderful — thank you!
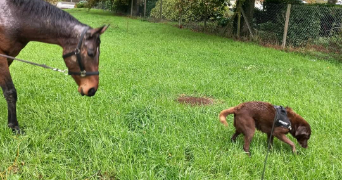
[87,88,97,96]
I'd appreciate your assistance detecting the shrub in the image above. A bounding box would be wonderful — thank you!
[150,0,225,22]
[286,5,321,46]
[76,1,89,8]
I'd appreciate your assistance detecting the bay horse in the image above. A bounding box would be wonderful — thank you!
[0,0,108,132]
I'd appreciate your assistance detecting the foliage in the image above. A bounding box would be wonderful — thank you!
[253,4,286,43]
[1,9,341,179]
[144,0,159,16]
[150,0,180,20]
[84,0,131,13]
[150,0,226,22]
[76,1,89,8]
[313,28,342,56]
[264,0,302,4]
[87,0,102,7]
[254,4,342,46]
[287,5,322,46]
[327,0,337,4]
[43,0,58,5]
[95,0,116,11]
[112,0,130,13]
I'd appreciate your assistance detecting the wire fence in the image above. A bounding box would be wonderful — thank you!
[93,1,342,56]
[254,4,342,48]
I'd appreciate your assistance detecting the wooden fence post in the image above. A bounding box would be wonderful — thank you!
[160,0,163,21]
[130,0,133,17]
[282,4,291,49]
[144,0,147,18]
[204,1,208,31]
[237,1,242,38]
[179,10,182,28]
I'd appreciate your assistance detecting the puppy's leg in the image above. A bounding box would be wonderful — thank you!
[274,133,296,154]
[231,116,242,142]
[242,128,255,156]
[231,130,241,143]
[235,116,256,156]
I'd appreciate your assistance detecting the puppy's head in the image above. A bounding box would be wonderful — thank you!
[295,125,311,148]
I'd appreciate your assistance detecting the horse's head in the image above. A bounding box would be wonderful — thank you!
[63,25,108,96]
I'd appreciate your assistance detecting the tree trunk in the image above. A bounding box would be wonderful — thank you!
[234,0,255,36]
[135,0,141,16]
[241,0,255,36]
[131,0,142,16]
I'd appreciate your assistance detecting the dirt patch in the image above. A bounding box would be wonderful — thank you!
[177,95,214,106]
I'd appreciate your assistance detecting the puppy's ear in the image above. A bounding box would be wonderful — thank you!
[295,126,309,136]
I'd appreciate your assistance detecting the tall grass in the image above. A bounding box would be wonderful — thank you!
[0,9,341,179]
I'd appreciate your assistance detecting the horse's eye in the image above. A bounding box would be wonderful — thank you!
[87,49,95,57]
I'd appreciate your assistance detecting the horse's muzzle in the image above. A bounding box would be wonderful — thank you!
[87,88,97,96]
[79,87,97,96]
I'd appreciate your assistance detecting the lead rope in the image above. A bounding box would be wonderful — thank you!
[0,54,67,74]
[261,109,278,180]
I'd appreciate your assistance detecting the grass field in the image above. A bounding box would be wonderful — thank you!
[1,9,341,179]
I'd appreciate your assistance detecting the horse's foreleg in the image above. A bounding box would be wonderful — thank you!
[4,85,18,131]
[0,61,20,132]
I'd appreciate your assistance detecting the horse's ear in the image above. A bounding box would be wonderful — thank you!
[98,24,109,35]
[89,25,109,37]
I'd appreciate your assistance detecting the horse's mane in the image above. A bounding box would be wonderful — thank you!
[10,0,83,26]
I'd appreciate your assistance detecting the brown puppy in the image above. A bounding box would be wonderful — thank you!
[219,101,311,155]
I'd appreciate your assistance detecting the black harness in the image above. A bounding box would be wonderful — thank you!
[273,105,292,130]
[62,27,99,77]
[262,105,292,178]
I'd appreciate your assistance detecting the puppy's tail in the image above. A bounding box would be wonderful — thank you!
[219,107,235,127]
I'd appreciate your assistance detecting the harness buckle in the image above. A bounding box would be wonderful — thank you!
[80,70,86,77]
[74,48,80,55]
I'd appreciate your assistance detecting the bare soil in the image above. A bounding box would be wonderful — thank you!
[177,95,214,106]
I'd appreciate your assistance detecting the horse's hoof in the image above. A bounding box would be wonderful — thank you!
[8,124,21,134]
[12,127,21,134]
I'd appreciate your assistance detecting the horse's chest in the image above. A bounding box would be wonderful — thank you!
[0,28,26,57]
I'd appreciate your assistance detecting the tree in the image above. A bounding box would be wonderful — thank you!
[87,0,142,15]
[150,0,225,22]
[235,0,304,37]
[327,0,337,4]
[233,0,255,37]
[240,0,255,36]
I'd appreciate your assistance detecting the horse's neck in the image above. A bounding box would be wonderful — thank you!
[5,0,87,48]
[20,23,86,48]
